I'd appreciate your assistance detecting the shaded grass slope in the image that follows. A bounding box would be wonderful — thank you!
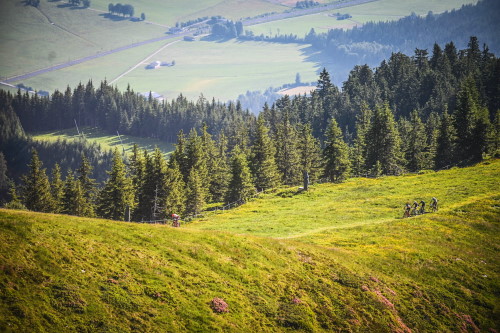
[0,161,499,332]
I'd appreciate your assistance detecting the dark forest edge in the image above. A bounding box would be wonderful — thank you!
[0,36,499,222]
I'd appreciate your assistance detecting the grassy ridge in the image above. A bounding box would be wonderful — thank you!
[0,161,499,332]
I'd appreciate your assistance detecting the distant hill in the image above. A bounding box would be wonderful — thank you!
[1,160,498,332]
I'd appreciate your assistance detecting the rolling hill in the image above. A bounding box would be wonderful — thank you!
[0,160,498,332]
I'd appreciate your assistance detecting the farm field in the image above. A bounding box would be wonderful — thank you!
[247,0,479,36]
[0,160,498,331]
[17,39,171,95]
[32,127,174,156]
[113,39,328,101]
[89,0,287,26]
[0,0,166,79]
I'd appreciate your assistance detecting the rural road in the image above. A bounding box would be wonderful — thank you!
[2,0,378,87]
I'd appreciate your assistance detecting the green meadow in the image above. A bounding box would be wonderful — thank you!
[89,0,287,26]
[0,160,498,331]
[32,127,174,156]
[247,0,479,37]
[113,39,326,101]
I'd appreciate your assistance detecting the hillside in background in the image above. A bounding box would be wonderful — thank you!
[0,160,498,332]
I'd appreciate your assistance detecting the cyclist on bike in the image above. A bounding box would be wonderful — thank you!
[431,197,438,211]
[419,200,426,214]
[403,202,411,218]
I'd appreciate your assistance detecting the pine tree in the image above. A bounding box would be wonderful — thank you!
[365,103,403,175]
[350,103,371,176]
[298,123,323,183]
[251,116,280,191]
[225,146,255,204]
[76,153,96,217]
[97,149,134,220]
[185,168,205,216]
[435,107,456,169]
[50,163,65,213]
[21,149,54,212]
[4,181,26,210]
[405,110,428,172]
[275,109,302,185]
[62,170,87,216]
[129,144,145,217]
[454,76,485,163]
[186,128,210,200]
[424,112,440,169]
[323,117,351,182]
[165,160,186,216]
[209,132,230,202]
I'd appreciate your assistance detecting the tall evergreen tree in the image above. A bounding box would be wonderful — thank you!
[225,146,255,204]
[209,132,230,202]
[62,170,87,216]
[97,149,134,220]
[365,103,403,175]
[405,110,428,172]
[251,116,280,191]
[323,118,351,182]
[185,168,205,216]
[165,160,186,216]
[350,103,371,176]
[454,76,485,163]
[298,123,323,183]
[424,112,440,169]
[76,153,96,217]
[435,107,456,169]
[50,163,65,213]
[275,107,302,185]
[21,149,54,212]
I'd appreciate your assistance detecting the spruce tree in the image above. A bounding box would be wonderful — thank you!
[424,112,440,169]
[406,110,428,172]
[21,149,54,212]
[365,103,403,175]
[129,144,145,217]
[454,76,481,163]
[165,160,186,216]
[323,117,351,182]
[50,163,65,213]
[76,153,96,217]
[97,148,134,221]
[275,110,302,185]
[435,107,456,169]
[4,181,26,210]
[185,168,205,216]
[350,103,371,176]
[186,128,210,200]
[298,123,323,183]
[225,146,255,204]
[251,116,280,191]
[62,170,87,216]
[210,132,230,202]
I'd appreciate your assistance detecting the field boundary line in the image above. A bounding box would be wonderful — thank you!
[109,40,181,84]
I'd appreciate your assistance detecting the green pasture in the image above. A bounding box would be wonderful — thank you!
[0,160,498,331]
[32,127,174,156]
[247,0,479,37]
[17,39,171,93]
[0,0,166,79]
[90,0,287,26]
[188,160,500,241]
[114,39,328,101]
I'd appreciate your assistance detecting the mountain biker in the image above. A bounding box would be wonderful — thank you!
[172,213,180,227]
[411,201,418,215]
[403,202,411,218]
[419,200,426,214]
[431,197,438,211]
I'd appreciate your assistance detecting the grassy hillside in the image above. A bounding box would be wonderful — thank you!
[32,127,174,156]
[0,160,498,332]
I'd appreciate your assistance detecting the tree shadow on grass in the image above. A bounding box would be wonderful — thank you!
[99,13,130,22]
[200,35,234,43]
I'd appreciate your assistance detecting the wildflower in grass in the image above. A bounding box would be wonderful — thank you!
[370,276,380,283]
[210,297,229,313]
[291,297,302,304]
[361,285,370,292]
[374,289,394,309]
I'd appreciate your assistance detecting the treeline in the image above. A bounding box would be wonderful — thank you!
[107,3,134,17]
[240,0,499,83]
[2,38,499,221]
[295,1,319,9]
[0,104,113,188]
[211,20,244,39]
[1,81,253,142]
